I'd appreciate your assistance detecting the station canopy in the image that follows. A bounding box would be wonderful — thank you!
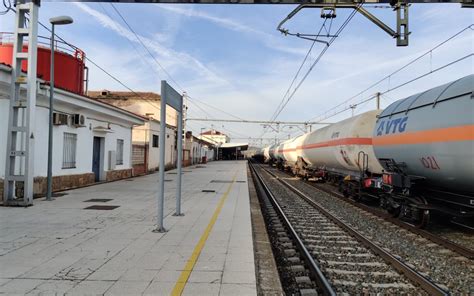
[220,143,249,149]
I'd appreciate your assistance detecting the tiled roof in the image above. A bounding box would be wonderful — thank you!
[200,130,226,136]
[88,90,161,101]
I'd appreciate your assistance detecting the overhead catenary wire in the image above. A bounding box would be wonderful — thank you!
[2,1,187,130]
[307,24,474,122]
[268,17,329,123]
[24,14,154,102]
[273,4,361,121]
[99,3,157,76]
[259,4,362,142]
[108,4,246,123]
[1,0,12,15]
[316,53,473,121]
[2,3,243,126]
[110,3,185,92]
[186,98,215,119]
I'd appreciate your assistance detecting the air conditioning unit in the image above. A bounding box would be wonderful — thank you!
[72,114,85,127]
[53,112,68,125]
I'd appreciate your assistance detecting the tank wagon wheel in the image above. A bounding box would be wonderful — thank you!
[338,181,344,193]
[388,206,401,218]
[339,182,350,198]
[380,195,401,218]
[412,196,430,228]
[353,190,362,202]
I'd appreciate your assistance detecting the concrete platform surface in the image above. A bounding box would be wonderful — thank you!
[0,161,256,296]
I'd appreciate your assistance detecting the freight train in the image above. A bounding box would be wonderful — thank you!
[255,75,474,227]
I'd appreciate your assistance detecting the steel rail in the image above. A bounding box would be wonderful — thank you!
[306,179,474,260]
[249,162,336,296]
[257,164,448,296]
[269,162,474,259]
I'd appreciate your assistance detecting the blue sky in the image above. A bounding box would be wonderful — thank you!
[1,3,473,145]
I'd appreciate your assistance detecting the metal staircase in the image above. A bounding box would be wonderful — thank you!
[3,0,39,206]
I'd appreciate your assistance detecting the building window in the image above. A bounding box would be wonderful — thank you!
[62,133,77,169]
[152,134,159,147]
[116,139,124,165]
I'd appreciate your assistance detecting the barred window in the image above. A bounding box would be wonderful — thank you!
[116,139,124,165]
[62,133,77,169]
[152,134,159,147]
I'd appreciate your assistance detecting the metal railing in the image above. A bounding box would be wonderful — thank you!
[0,32,85,62]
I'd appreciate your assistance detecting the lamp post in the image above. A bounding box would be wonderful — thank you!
[200,128,205,163]
[46,16,73,201]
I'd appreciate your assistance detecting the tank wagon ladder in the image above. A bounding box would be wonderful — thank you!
[3,0,39,206]
[356,150,369,200]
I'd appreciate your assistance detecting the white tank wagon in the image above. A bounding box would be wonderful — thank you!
[373,74,474,224]
[268,144,279,165]
[250,147,265,162]
[263,146,271,163]
[298,110,384,184]
[274,140,288,163]
[281,135,306,171]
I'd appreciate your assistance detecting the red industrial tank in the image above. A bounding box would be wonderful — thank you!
[0,38,86,95]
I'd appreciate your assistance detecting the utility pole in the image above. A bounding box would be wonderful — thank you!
[375,92,381,110]
[350,104,356,117]
[4,0,39,206]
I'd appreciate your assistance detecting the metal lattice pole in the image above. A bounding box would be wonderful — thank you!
[4,0,39,206]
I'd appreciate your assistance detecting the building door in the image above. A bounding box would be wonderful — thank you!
[92,137,102,182]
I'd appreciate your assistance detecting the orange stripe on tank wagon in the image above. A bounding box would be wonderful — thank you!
[278,138,373,153]
[373,125,474,146]
[300,137,373,149]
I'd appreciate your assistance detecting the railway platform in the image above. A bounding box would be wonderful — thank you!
[0,161,259,295]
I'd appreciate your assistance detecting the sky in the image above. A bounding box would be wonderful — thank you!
[1,2,473,146]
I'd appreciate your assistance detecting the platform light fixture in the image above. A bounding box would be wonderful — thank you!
[46,16,73,202]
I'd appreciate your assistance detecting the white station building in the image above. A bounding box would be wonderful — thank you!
[0,63,145,198]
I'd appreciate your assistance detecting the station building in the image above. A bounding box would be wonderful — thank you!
[0,34,149,199]
[185,131,216,165]
[0,63,144,198]
[198,129,230,145]
[88,90,180,173]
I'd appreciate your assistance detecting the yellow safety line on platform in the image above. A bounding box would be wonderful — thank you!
[170,173,237,296]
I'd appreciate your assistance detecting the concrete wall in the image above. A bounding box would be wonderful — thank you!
[0,101,134,179]
[201,146,214,162]
[133,120,177,171]
[98,99,178,127]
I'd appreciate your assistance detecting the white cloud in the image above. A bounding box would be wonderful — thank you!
[74,2,230,89]
[156,5,307,56]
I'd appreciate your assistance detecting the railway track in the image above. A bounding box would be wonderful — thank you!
[299,175,474,260]
[260,163,474,294]
[303,180,474,259]
[249,162,448,295]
